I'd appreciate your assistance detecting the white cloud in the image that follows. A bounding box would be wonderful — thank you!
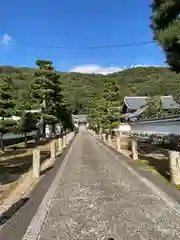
[71,64,123,75]
[70,64,154,75]
[0,33,14,45]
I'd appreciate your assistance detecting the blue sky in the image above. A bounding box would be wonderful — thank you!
[0,0,165,74]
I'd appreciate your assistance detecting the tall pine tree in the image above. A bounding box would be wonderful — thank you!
[0,75,16,151]
[88,80,121,134]
[31,60,60,137]
[151,0,180,71]
[142,96,164,119]
[101,80,121,133]
[31,60,73,137]
[17,112,38,146]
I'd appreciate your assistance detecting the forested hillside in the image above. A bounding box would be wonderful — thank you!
[0,65,180,114]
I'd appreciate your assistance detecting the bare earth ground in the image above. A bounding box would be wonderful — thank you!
[29,132,180,240]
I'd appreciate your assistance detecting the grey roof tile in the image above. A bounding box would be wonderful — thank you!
[72,114,88,122]
[124,96,180,110]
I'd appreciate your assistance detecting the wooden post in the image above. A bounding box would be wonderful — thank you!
[132,139,138,160]
[50,140,56,162]
[33,149,40,179]
[116,134,121,152]
[169,151,180,185]
[108,134,112,146]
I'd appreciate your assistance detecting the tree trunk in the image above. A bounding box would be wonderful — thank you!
[35,127,40,145]
[36,129,40,144]
[60,127,63,138]
[24,132,28,147]
[51,124,56,138]
[97,123,100,135]
[42,122,46,139]
[0,133,4,152]
[63,128,66,140]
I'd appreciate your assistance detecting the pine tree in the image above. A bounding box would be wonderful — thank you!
[88,96,106,133]
[17,112,38,146]
[0,75,16,151]
[151,0,180,71]
[142,96,164,119]
[88,80,121,134]
[101,81,121,133]
[31,60,72,137]
[30,60,60,137]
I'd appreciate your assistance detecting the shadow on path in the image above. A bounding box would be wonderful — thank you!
[0,198,29,226]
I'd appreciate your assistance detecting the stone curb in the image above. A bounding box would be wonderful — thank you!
[21,134,78,240]
[89,132,180,216]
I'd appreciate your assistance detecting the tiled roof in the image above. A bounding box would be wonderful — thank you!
[125,107,146,118]
[72,115,88,122]
[124,96,180,110]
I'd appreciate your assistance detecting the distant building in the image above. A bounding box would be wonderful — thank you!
[25,109,41,113]
[72,114,88,128]
[121,96,180,122]
[0,109,41,121]
[0,116,21,121]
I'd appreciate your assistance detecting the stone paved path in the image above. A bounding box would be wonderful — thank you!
[28,132,180,239]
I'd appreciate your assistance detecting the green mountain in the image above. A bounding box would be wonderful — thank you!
[0,66,180,114]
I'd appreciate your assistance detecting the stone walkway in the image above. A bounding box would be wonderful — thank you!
[23,132,180,240]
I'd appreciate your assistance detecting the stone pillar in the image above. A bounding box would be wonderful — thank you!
[69,133,71,142]
[132,139,138,160]
[50,140,56,162]
[69,133,72,141]
[66,134,69,144]
[32,149,40,179]
[108,134,112,146]
[65,134,68,145]
[116,134,121,152]
[169,151,180,185]
[68,132,72,142]
[63,135,66,149]
[70,132,74,140]
[102,133,106,142]
[58,137,63,152]
[99,129,103,140]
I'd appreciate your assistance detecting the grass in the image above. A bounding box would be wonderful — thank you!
[0,151,32,162]
[0,138,60,205]
[0,140,51,183]
[136,159,169,183]
[175,185,180,190]
[136,159,149,167]
[136,159,156,171]
[0,139,52,204]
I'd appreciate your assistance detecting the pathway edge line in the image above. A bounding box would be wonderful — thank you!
[89,133,180,215]
[21,134,78,240]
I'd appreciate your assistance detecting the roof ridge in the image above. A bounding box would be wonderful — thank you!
[124,95,173,98]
